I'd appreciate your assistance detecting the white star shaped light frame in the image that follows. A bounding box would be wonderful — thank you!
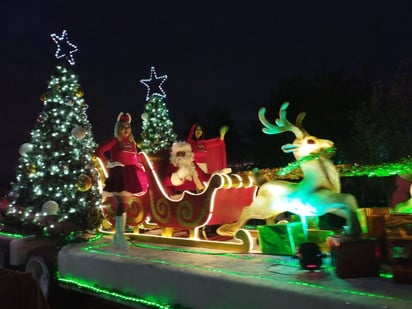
[50,30,78,66]
[140,66,168,101]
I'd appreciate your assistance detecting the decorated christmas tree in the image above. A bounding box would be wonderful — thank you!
[6,30,102,237]
[139,66,177,154]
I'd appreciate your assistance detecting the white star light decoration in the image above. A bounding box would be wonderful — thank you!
[50,30,78,66]
[140,66,168,101]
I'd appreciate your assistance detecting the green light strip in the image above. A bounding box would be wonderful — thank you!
[0,231,25,239]
[70,232,103,243]
[57,274,173,309]
[380,272,393,279]
[288,280,397,300]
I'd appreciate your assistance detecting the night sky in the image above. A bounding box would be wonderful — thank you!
[2,0,412,188]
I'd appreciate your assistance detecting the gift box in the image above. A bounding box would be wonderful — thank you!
[384,214,412,264]
[386,225,412,283]
[357,207,390,238]
[385,214,412,237]
[307,229,335,253]
[257,222,306,255]
[392,258,412,284]
[386,236,412,262]
[328,235,381,278]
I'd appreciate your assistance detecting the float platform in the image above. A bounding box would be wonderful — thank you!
[57,235,412,309]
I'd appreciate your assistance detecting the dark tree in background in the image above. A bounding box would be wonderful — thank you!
[343,59,412,205]
[345,58,412,164]
[346,83,390,164]
[235,66,412,205]
[240,70,373,168]
[387,57,412,158]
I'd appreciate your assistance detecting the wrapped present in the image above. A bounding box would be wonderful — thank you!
[257,222,306,255]
[385,214,412,237]
[386,237,412,263]
[384,214,412,264]
[327,235,381,278]
[357,207,390,238]
[307,229,335,253]
[386,220,412,283]
[392,258,412,284]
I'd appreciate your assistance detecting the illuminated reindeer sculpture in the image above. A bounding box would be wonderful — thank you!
[217,102,362,237]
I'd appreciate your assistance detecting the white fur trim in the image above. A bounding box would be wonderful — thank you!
[171,173,184,186]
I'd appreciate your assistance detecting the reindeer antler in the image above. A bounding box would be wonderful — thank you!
[258,102,305,139]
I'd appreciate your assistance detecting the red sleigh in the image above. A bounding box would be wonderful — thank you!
[101,152,258,252]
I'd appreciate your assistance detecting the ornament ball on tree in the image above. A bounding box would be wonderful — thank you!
[19,143,33,157]
[72,125,86,139]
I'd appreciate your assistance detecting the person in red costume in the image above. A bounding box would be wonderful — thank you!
[164,141,211,196]
[187,123,229,174]
[390,175,412,213]
[95,112,146,249]
[389,175,412,208]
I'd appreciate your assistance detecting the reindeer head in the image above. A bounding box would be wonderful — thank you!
[258,102,334,160]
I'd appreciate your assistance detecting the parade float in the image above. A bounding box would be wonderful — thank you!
[1,30,412,309]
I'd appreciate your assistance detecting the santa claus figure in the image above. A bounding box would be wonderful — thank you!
[163,141,211,195]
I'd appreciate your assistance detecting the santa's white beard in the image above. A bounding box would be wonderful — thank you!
[175,154,194,168]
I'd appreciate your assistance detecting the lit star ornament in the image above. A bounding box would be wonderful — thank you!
[140,66,168,101]
[50,30,78,65]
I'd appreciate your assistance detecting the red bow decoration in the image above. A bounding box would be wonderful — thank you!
[117,112,132,123]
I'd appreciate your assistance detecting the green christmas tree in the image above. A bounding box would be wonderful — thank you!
[140,95,178,154]
[6,32,102,237]
[140,67,177,154]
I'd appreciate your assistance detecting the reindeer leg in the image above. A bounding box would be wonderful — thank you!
[217,205,255,237]
[217,196,283,237]
[327,194,362,236]
[344,194,362,236]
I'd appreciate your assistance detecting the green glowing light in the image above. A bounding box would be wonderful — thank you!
[338,157,412,177]
[277,147,336,176]
[380,272,393,279]
[262,155,412,180]
[289,280,398,300]
[65,232,103,244]
[0,231,26,239]
[57,273,173,309]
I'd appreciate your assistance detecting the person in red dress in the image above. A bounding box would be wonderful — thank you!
[95,112,146,249]
[389,175,412,208]
[187,123,229,174]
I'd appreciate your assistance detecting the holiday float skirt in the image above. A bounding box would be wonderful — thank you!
[104,165,144,194]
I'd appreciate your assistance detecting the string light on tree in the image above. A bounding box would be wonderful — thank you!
[140,66,168,101]
[50,29,78,66]
[8,30,102,237]
[140,95,177,154]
